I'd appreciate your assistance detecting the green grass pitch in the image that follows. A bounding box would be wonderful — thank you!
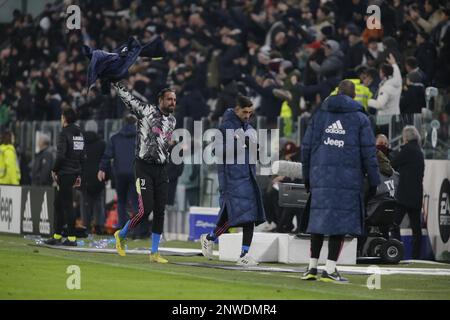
[1,234,449,300]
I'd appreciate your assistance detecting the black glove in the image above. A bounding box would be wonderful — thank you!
[304,179,310,193]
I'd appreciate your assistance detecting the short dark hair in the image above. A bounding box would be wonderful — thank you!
[62,107,77,124]
[236,95,253,108]
[158,88,175,100]
[380,63,393,77]
[1,131,13,145]
[364,67,378,79]
[405,56,418,69]
[337,80,355,98]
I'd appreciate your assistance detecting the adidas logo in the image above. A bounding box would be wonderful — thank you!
[22,191,33,233]
[325,120,346,134]
[39,192,50,235]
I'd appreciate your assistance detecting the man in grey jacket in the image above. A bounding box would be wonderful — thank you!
[31,133,54,186]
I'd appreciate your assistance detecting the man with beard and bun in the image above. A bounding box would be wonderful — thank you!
[112,81,176,263]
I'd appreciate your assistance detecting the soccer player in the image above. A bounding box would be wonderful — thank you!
[200,96,266,266]
[112,81,176,263]
[300,80,379,282]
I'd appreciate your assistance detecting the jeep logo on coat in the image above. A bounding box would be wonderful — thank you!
[439,179,450,243]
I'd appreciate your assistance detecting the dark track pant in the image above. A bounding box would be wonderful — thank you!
[391,204,422,259]
[213,207,255,248]
[54,174,77,237]
[310,234,345,261]
[128,160,168,235]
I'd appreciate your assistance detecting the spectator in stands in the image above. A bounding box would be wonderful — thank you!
[391,126,425,260]
[434,20,450,88]
[361,67,380,96]
[375,134,394,176]
[30,133,53,186]
[0,93,12,130]
[99,115,139,231]
[430,8,450,51]
[301,80,379,283]
[81,120,106,235]
[344,28,365,70]
[376,37,403,68]
[330,70,373,111]
[400,71,426,125]
[414,31,437,83]
[309,40,344,85]
[241,72,282,128]
[368,54,402,116]
[0,131,20,185]
[408,0,443,34]
[405,56,427,85]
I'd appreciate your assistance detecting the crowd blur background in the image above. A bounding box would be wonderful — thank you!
[0,0,449,236]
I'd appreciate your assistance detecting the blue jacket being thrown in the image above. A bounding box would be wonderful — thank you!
[216,109,265,227]
[83,36,165,94]
[301,94,380,236]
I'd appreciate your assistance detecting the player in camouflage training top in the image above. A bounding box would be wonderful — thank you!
[112,81,176,263]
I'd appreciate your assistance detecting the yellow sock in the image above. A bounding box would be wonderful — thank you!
[68,236,76,242]
[53,234,62,240]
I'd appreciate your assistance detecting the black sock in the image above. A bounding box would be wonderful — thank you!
[328,235,345,261]
[310,234,324,259]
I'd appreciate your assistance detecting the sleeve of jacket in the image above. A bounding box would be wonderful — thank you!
[4,148,20,185]
[391,147,407,171]
[53,131,67,173]
[41,151,54,185]
[311,57,341,76]
[368,86,390,110]
[112,81,154,118]
[391,64,402,88]
[99,137,114,172]
[301,115,314,181]
[359,115,380,187]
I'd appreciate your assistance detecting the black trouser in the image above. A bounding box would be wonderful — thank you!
[310,234,345,261]
[263,187,280,224]
[391,204,422,259]
[54,174,78,237]
[214,207,255,248]
[128,160,168,235]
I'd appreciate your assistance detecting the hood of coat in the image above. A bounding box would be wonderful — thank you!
[321,94,363,113]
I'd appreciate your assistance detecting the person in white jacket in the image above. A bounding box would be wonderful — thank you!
[368,54,402,116]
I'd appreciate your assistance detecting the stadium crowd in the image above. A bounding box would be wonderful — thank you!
[1,0,450,127]
[0,0,449,235]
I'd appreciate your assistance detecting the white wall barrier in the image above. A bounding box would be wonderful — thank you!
[0,185,54,236]
[423,160,450,261]
[0,185,22,234]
